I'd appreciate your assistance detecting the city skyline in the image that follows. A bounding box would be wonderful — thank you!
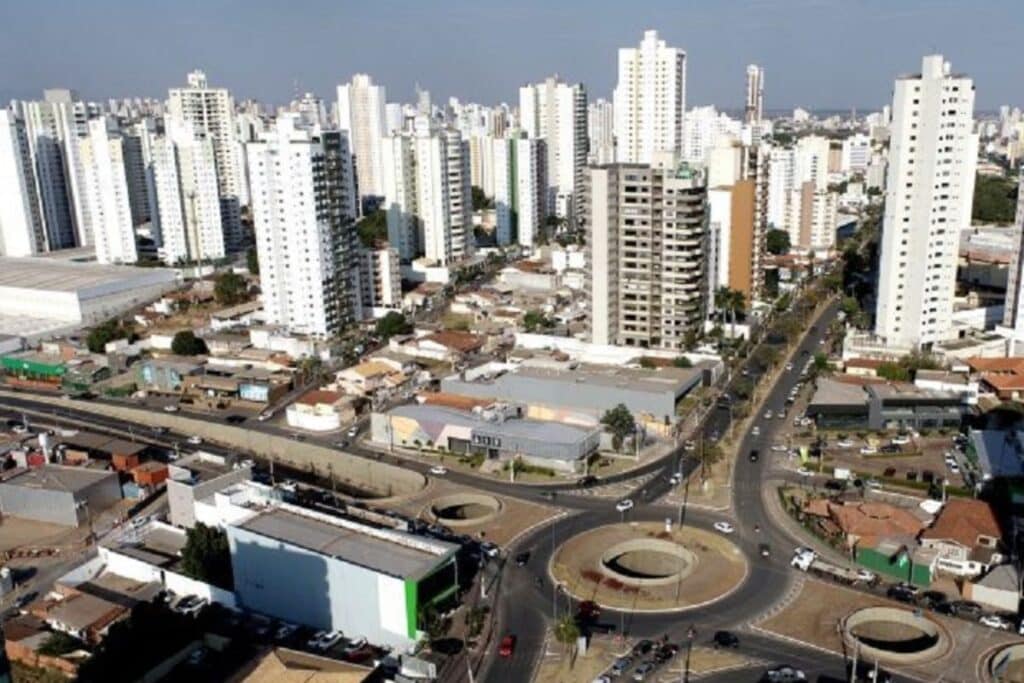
[1,0,1020,111]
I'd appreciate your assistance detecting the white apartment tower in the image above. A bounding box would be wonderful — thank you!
[360,247,402,313]
[1001,170,1024,336]
[586,154,707,349]
[168,70,244,249]
[745,65,765,124]
[150,121,226,264]
[613,30,686,164]
[519,76,588,221]
[493,135,547,248]
[337,74,387,202]
[247,115,361,336]
[0,111,47,256]
[588,98,615,165]
[78,118,137,264]
[874,55,977,349]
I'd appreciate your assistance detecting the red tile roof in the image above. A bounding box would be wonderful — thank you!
[423,331,485,353]
[296,389,345,406]
[921,499,1001,548]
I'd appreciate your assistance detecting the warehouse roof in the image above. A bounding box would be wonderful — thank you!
[0,256,176,295]
[389,403,597,448]
[0,464,115,494]
[237,507,456,580]
[515,364,700,395]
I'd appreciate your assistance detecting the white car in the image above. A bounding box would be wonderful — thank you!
[796,467,812,477]
[187,435,203,445]
[785,363,794,371]
[669,472,683,486]
[859,446,878,455]
[980,614,1012,631]
[429,465,448,476]
[752,426,761,436]
[616,499,635,513]
[836,439,854,449]
[865,479,883,490]
[11,425,28,434]
[764,410,773,419]
[771,444,789,452]
[257,410,274,422]
[856,569,877,583]
[713,521,735,534]
[163,404,179,413]
[765,665,807,682]
[172,595,207,616]
[314,630,344,651]
[274,623,299,641]
[949,462,960,473]
[891,434,911,445]
[346,425,360,438]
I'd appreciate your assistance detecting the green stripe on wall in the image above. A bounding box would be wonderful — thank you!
[405,579,418,640]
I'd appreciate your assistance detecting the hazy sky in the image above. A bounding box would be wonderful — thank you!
[1,0,1018,111]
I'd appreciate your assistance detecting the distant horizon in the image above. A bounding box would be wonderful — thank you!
[1,1,1020,111]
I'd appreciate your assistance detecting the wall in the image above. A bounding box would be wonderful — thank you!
[965,582,1019,613]
[0,484,77,526]
[97,542,236,608]
[286,405,342,432]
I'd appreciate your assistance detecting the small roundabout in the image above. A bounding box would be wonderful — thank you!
[550,521,747,612]
[985,643,1024,682]
[426,492,502,526]
[841,606,949,665]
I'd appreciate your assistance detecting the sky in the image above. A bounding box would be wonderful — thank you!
[0,0,1018,112]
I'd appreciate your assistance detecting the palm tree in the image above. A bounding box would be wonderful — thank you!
[715,287,746,341]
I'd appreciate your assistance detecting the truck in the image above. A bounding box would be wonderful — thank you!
[791,551,876,585]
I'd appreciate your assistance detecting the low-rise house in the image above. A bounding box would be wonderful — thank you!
[919,498,1003,577]
[249,327,320,360]
[41,588,128,644]
[203,332,251,357]
[210,301,262,331]
[844,358,885,377]
[966,356,1024,400]
[390,330,487,363]
[336,360,408,397]
[285,390,357,432]
[964,563,1021,613]
[135,357,203,393]
[914,369,978,405]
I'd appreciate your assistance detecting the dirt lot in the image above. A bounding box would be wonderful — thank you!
[756,576,1019,682]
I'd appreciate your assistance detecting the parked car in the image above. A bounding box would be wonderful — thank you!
[759,544,771,558]
[771,444,789,452]
[616,499,635,513]
[480,542,500,558]
[498,634,516,657]
[342,637,368,655]
[173,595,208,617]
[346,425,360,438]
[632,662,655,681]
[713,521,735,534]
[314,630,344,651]
[257,410,275,421]
[951,600,983,618]
[763,665,807,682]
[836,439,854,449]
[654,643,679,663]
[225,414,246,424]
[980,614,1013,631]
[713,630,740,648]
[187,435,203,445]
[749,450,760,462]
[764,410,774,419]
[797,467,812,477]
[886,586,916,603]
[429,465,447,476]
[163,404,179,413]
[274,623,299,641]
[610,656,633,676]
[577,475,599,487]
[859,446,877,455]
[891,434,911,445]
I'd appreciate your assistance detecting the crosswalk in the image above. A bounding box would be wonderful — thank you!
[564,471,660,500]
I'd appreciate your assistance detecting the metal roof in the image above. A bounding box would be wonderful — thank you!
[0,464,115,494]
[0,256,176,296]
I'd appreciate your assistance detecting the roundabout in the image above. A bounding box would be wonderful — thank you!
[550,521,747,612]
[841,606,949,665]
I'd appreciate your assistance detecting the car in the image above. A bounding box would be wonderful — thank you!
[173,595,208,616]
[14,591,38,612]
[795,466,812,477]
[764,410,773,419]
[315,630,344,651]
[785,363,794,371]
[793,546,815,559]
[980,614,1013,631]
[778,411,786,420]
[257,410,275,422]
[187,647,207,666]
[632,662,655,681]
[865,479,883,490]
[346,425,360,438]
[187,435,202,445]
[669,472,683,485]
[163,404,179,413]
[749,450,760,462]
[429,465,447,476]
[610,656,633,676]
[592,678,612,683]
[480,542,500,558]
[951,600,983,618]
[654,643,679,663]
[684,440,696,451]
[759,544,771,558]
[616,499,635,513]
[886,586,916,604]
[713,630,740,648]
[856,569,877,583]
[891,434,911,445]
[342,637,368,655]
[632,639,655,655]
[306,630,329,649]
[515,551,531,567]
[752,426,761,436]
[949,462,960,473]
[771,444,788,452]
[763,665,807,682]
[824,479,845,492]
[498,634,516,657]
[225,414,246,424]
[334,439,349,448]
[713,521,735,534]
[836,439,854,448]
[274,623,299,641]
[577,475,599,487]
[879,444,902,454]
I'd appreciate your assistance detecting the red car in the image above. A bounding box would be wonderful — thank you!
[498,634,516,658]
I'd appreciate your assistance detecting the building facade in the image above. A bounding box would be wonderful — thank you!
[337,73,387,203]
[874,55,977,349]
[492,134,547,247]
[78,118,137,264]
[0,110,47,257]
[614,30,686,164]
[1002,169,1024,337]
[745,64,765,124]
[588,98,615,165]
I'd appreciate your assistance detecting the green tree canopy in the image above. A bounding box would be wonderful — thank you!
[523,309,554,333]
[973,174,1018,224]
[673,355,693,368]
[171,331,208,356]
[375,311,412,339]
[600,403,635,452]
[471,185,494,211]
[766,228,791,255]
[86,319,132,353]
[246,247,260,275]
[214,271,248,305]
[553,613,580,649]
[37,632,84,656]
[356,210,388,247]
[181,522,233,589]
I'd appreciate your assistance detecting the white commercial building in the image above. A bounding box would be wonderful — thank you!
[150,121,225,264]
[337,73,387,203]
[1002,170,1024,338]
[0,111,46,257]
[841,133,872,173]
[519,76,587,220]
[492,135,546,247]
[875,55,977,349]
[586,154,707,349]
[614,30,686,164]
[745,64,764,124]
[168,70,245,249]
[247,115,361,337]
[588,98,615,165]
[78,118,137,264]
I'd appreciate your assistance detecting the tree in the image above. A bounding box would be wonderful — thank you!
[356,210,388,247]
[714,287,746,339]
[523,309,553,333]
[181,522,233,589]
[246,247,260,275]
[812,352,830,376]
[840,296,861,318]
[86,319,132,353]
[471,185,494,211]
[600,403,634,452]
[876,363,910,382]
[214,271,247,305]
[673,355,693,368]
[766,228,791,255]
[553,613,580,650]
[972,173,1018,224]
[171,330,208,356]
[37,632,84,656]
[375,311,412,339]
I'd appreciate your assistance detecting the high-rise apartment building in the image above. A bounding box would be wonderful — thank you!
[380,121,473,265]
[745,64,765,124]
[338,74,387,203]
[0,110,47,256]
[874,55,977,349]
[841,133,872,172]
[150,121,226,264]
[588,98,615,165]
[359,246,402,314]
[247,115,361,336]
[681,106,742,165]
[519,76,588,221]
[78,118,137,264]
[493,134,547,247]
[613,30,686,164]
[168,70,244,250]
[121,123,152,226]
[766,135,836,250]
[1000,170,1024,337]
[586,153,707,349]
